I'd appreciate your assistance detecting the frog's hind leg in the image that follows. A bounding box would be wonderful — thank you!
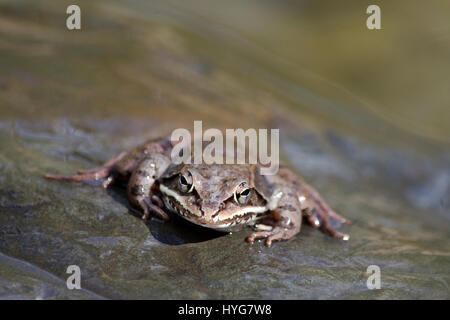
[301,194,350,240]
[277,167,350,240]
[301,193,350,240]
[44,151,127,187]
[298,181,350,225]
[319,212,349,240]
[45,168,111,183]
[76,151,127,174]
[298,181,350,240]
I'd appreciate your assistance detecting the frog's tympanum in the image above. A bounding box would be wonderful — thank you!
[45,137,350,246]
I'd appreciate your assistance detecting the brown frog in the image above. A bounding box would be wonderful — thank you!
[45,137,350,246]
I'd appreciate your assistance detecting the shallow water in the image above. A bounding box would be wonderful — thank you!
[0,0,449,299]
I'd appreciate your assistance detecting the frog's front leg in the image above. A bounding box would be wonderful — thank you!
[127,153,171,221]
[247,187,302,247]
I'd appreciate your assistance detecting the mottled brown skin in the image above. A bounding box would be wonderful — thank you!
[45,137,350,246]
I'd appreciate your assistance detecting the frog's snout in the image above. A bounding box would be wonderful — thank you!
[200,199,221,218]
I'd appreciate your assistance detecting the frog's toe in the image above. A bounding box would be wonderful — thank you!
[254,224,273,231]
[303,211,321,228]
[246,230,272,244]
[321,219,350,240]
[265,227,298,246]
[142,198,169,221]
[247,227,297,246]
[328,209,351,225]
[45,167,112,184]
[102,175,115,188]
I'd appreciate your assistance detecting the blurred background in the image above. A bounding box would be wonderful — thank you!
[0,0,449,299]
[1,0,450,142]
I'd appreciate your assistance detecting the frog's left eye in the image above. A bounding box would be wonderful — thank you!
[178,172,194,193]
[234,188,251,204]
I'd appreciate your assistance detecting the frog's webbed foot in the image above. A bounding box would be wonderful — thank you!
[315,208,350,240]
[301,200,349,240]
[44,151,127,188]
[299,185,350,226]
[301,199,349,240]
[301,192,350,240]
[247,202,302,247]
[139,197,169,221]
[247,225,298,247]
[322,207,351,225]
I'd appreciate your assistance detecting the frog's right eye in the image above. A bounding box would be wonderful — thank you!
[178,172,194,193]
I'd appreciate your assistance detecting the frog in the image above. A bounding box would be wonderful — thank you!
[45,136,350,246]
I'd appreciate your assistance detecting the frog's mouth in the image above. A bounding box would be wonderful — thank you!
[159,184,267,229]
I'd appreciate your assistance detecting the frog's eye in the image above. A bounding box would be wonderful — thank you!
[178,172,194,193]
[234,188,251,205]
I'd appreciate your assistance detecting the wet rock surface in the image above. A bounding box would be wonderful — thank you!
[0,119,449,299]
[0,0,449,299]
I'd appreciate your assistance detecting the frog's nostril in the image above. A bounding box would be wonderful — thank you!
[212,211,220,218]
[200,200,221,218]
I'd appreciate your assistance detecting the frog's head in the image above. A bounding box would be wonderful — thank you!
[159,163,269,230]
